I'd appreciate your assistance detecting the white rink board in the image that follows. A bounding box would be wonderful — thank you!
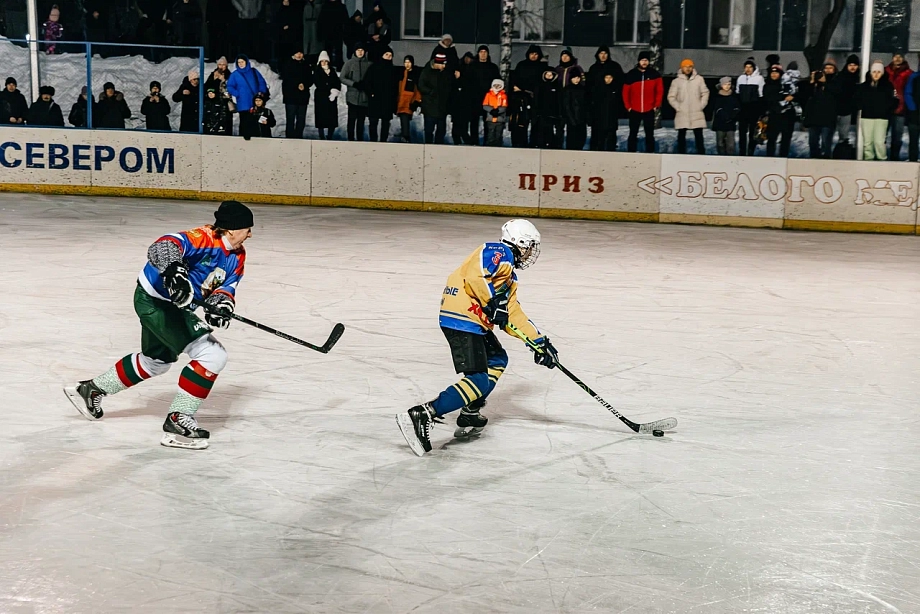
[784,159,919,231]
[0,127,93,187]
[202,135,310,198]
[311,140,422,205]
[659,154,788,226]
[538,149,659,219]
[90,130,201,192]
[423,144,540,211]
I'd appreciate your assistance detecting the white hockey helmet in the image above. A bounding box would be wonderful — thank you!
[501,219,541,269]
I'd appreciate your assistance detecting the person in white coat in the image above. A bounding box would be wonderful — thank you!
[667,58,710,154]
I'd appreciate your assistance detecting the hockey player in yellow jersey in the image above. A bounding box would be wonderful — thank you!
[397,219,558,456]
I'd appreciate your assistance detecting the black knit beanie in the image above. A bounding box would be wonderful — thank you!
[214,201,254,230]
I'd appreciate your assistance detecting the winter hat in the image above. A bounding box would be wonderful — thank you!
[477,45,489,54]
[404,54,415,66]
[526,44,543,59]
[5,77,16,86]
[871,61,885,73]
[214,201,254,230]
[491,78,504,90]
[766,54,780,66]
[440,33,453,44]
[462,51,474,63]
[79,85,87,96]
[823,58,837,69]
[680,58,694,68]
[317,50,331,65]
[149,80,161,90]
[846,54,860,66]
[206,86,217,94]
[719,76,732,86]
[382,46,394,57]
[354,40,366,53]
[786,61,798,71]
[638,50,651,62]
[434,52,447,64]
[560,48,573,60]
[744,57,756,68]
[254,92,267,102]
[103,81,115,91]
[39,85,54,96]
[188,68,199,80]
[217,56,228,65]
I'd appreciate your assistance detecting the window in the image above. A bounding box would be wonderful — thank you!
[615,0,651,44]
[403,0,443,38]
[807,0,856,50]
[709,0,754,46]
[513,0,565,42]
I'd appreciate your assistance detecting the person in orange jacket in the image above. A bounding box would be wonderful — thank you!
[622,50,663,152]
[482,78,508,147]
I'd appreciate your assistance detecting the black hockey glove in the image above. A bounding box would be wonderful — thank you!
[204,293,235,329]
[163,261,194,308]
[532,337,558,369]
[482,292,510,329]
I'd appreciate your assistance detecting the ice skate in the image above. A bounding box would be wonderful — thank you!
[64,380,106,420]
[396,402,440,457]
[454,399,488,438]
[160,411,210,450]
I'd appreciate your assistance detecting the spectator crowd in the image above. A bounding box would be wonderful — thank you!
[4,1,920,160]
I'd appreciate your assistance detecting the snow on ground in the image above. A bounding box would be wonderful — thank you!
[0,37,911,157]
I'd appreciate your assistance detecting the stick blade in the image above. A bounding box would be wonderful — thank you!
[321,323,346,353]
[636,418,679,434]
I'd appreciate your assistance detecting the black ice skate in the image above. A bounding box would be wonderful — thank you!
[454,399,488,438]
[161,411,210,450]
[396,402,440,457]
[64,380,106,420]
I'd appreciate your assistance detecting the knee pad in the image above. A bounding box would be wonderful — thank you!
[137,353,172,377]
[183,334,228,374]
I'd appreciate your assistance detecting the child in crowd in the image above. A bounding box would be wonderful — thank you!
[482,78,508,147]
[249,92,276,138]
[711,76,740,155]
[203,87,231,135]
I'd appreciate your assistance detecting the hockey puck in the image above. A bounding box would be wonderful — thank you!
[652,429,664,437]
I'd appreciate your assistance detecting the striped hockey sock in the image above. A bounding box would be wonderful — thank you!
[169,360,218,415]
[92,354,153,395]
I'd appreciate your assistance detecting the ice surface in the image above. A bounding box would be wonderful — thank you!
[1,194,919,613]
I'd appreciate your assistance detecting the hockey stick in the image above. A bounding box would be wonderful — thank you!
[506,323,678,434]
[195,302,345,354]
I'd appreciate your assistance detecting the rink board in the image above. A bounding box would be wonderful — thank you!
[0,128,917,235]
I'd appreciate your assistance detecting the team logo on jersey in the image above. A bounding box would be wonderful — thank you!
[492,251,503,266]
[201,267,227,295]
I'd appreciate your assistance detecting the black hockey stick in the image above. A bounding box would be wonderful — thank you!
[506,323,677,434]
[195,301,345,354]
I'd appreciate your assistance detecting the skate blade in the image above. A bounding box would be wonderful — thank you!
[453,426,484,439]
[160,432,209,450]
[63,386,100,421]
[395,413,427,457]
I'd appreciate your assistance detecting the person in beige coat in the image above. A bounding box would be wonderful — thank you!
[668,58,710,154]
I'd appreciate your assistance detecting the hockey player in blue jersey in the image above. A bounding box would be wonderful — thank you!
[65,201,254,449]
[397,219,558,456]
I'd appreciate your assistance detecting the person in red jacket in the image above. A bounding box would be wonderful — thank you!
[886,52,913,161]
[622,51,663,152]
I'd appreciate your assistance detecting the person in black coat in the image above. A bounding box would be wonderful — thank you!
[586,46,623,151]
[449,52,476,145]
[855,63,898,161]
[203,86,231,134]
[365,14,390,62]
[0,77,28,125]
[828,54,861,144]
[588,73,619,151]
[172,70,200,133]
[318,0,348,69]
[206,0,234,61]
[509,44,546,147]
[468,45,500,145]
[68,86,89,127]
[276,0,304,62]
[84,0,110,42]
[313,51,341,139]
[169,0,202,46]
[419,54,453,144]
[762,66,796,157]
[344,10,363,60]
[140,80,172,131]
[428,34,460,73]
[561,73,587,150]
[27,85,65,127]
[94,81,130,128]
[534,69,563,149]
[365,46,399,142]
[243,92,276,138]
[282,50,313,138]
[710,77,740,155]
[802,71,837,158]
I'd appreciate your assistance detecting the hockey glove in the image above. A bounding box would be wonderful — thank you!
[163,261,194,308]
[490,108,501,118]
[482,292,510,329]
[532,337,558,369]
[204,293,234,329]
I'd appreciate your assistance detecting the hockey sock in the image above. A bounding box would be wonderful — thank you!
[431,372,493,416]
[92,353,167,395]
[169,360,218,415]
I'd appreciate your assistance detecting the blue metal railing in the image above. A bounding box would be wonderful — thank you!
[0,38,205,134]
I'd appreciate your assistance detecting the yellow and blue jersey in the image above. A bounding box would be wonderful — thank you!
[439,242,542,341]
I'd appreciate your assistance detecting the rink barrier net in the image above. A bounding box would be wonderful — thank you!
[0,128,917,235]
